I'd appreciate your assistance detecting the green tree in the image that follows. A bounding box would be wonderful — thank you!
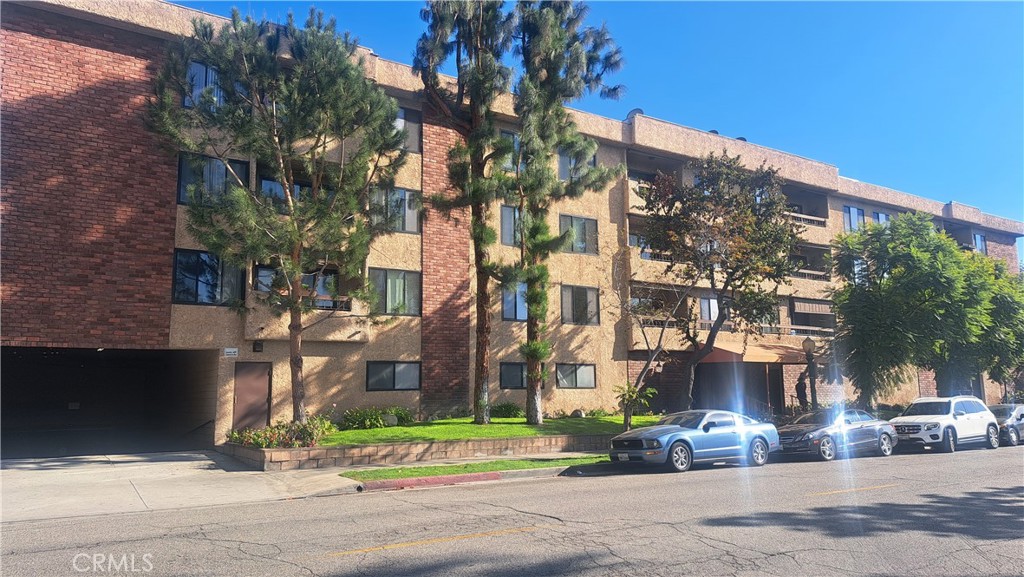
[414,0,516,424]
[829,212,1022,403]
[510,1,623,425]
[637,152,799,411]
[987,268,1024,396]
[149,11,406,423]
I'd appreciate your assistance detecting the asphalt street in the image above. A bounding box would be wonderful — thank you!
[2,445,1022,577]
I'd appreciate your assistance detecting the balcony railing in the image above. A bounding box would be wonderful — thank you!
[698,320,736,332]
[785,211,828,228]
[760,324,834,338]
[789,268,830,281]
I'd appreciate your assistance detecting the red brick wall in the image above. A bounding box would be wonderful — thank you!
[917,369,937,397]
[985,232,1019,275]
[1,5,177,349]
[418,107,472,417]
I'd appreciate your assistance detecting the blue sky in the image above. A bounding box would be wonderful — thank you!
[177,1,1023,247]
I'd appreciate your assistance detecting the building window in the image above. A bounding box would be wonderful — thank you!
[873,211,891,225]
[500,205,521,246]
[561,285,599,325]
[843,206,866,232]
[178,154,249,204]
[500,362,545,389]
[558,149,597,182]
[253,265,276,292]
[559,215,598,254]
[500,363,527,389]
[502,282,528,321]
[185,61,221,109]
[974,233,987,255]
[366,361,421,391]
[395,108,422,153]
[369,268,421,315]
[699,297,720,321]
[172,249,242,305]
[302,271,350,311]
[373,188,420,233]
[501,130,523,172]
[555,363,596,389]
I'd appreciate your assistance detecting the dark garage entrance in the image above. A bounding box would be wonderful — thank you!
[1,347,219,458]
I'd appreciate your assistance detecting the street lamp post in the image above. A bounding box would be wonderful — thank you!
[802,336,819,409]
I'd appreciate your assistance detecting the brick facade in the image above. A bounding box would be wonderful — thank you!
[986,232,1020,275]
[1,5,177,349]
[916,369,938,397]
[418,106,472,417]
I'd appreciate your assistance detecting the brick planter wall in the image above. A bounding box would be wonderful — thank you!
[218,434,615,471]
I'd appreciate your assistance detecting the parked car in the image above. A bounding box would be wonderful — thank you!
[988,404,1024,446]
[777,408,897,461]
[889,396,1000,453]
[609,410,780,472]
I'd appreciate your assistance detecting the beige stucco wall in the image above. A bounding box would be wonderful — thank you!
[485,143,630,414]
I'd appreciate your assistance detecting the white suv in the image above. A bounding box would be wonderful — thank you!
[889,396,1000,453]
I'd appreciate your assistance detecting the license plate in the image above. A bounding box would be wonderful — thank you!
[617,453,629,462]
[898,435,910,440]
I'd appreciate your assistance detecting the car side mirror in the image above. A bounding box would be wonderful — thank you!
[954,411,965,418]
[702,422,715,432]
[844,419,853,425]
[1017,414,1024,421]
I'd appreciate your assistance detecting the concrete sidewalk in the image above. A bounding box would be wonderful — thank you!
[0,451,362,523]
[1,450,605,523]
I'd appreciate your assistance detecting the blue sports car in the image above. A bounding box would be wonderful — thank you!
[609,410,780,472]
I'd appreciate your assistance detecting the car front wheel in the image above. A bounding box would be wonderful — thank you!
[877,433,893,457]
[985,425,1000,449]
[748,438,769,467]
[817,436,836,462]
[1007,428,1020,447]
[666,442,692,473]
[939,428,956,453]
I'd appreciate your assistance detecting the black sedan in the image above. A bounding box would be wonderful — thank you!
[776,408,897,461]
[989,404,1024,446]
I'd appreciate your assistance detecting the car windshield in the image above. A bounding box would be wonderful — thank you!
[658,412,706,429]
[792,411,838,425]
[989,407,1012,419]
[902,401,950,416]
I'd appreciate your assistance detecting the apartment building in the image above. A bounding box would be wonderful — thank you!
[3,0,1021,455]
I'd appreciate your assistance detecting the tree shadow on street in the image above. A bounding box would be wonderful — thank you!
[702,485,1023,540]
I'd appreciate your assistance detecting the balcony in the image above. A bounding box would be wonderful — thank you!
[789,268,830,282]
[760,324,834,338]
[788,245,831,284]
[243,292,370,343]
[785,210,827,228]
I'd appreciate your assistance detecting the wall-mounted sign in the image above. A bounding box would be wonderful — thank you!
[224,348,239,358]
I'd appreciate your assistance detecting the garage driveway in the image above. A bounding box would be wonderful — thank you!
[0,451,360,523]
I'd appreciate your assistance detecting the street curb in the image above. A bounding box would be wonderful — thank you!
[355,466,572,493]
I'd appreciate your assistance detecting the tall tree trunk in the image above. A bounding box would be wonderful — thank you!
[680,361,696,411]
[289,305,307,423]
[472,206,491,424]
[623,406,634,432]
[525,313,543,425]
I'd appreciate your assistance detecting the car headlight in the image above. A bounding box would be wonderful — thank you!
[799,431,819,441]
[924,423,939,431]
[642,439,662,449]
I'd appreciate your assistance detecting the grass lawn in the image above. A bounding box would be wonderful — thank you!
[341,456,609,482]
[320,415,660,446]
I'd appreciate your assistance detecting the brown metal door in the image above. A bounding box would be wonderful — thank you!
[233,362,271,431]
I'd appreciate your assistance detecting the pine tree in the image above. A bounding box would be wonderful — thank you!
[414,0,516,424]
[149,10,406,423]
[511,1,623,425]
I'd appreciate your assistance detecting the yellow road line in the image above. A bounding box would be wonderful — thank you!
[808,483,899,496]
[328,526,539,557]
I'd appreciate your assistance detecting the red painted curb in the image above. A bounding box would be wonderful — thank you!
[358,471,503,492]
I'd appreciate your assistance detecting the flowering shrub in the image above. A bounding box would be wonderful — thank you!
[227,414,337,448]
